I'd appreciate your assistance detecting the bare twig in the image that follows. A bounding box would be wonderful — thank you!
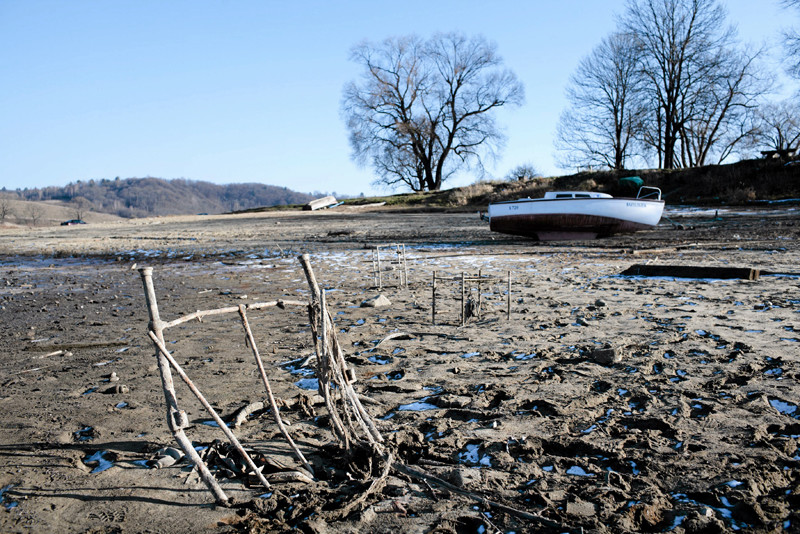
[231,401,265,428]
[335,452,394,519]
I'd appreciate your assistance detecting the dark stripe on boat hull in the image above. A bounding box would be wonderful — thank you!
[490,213,653,241]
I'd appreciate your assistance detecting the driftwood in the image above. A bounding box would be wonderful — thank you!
[333,452,394,520]
[374,331,415,348]
[621,264,760,280]
[147,331,272,490]
[143,256,563,525]
[141,267,229,504]
[230,401,265,428]
[299,254,385,451]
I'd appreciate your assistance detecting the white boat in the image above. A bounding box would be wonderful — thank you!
[487,187,664,241]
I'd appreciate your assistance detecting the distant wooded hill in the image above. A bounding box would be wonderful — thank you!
[9,177,316,217]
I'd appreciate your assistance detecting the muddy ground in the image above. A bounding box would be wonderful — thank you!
[0,206,799,533]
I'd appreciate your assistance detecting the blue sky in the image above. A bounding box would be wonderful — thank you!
[1,1,796,196]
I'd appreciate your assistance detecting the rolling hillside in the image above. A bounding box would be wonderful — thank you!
[6,177,316,218]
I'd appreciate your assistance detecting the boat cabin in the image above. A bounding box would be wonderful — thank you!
[543,191,613,199]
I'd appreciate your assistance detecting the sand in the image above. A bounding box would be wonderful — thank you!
[0,206,798,533]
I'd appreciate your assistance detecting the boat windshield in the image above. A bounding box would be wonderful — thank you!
[636,186,662,200]
[550,192,609,199]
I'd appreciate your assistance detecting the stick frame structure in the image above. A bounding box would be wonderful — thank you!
[139,268,319,504]
[430,270,513,325]
[371,243,408,289]
[139,257,386,505]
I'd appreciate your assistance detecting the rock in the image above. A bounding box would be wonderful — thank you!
[566,498,597,517]
[434,394,472,408]
[591,345,621,365]
[447,467,481,488]
[148,446,184,469]
[361,294,391,308]
[355,506,376,525]
[101,384,129,394]
[681,510,727,533]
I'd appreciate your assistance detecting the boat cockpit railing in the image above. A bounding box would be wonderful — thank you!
[636,186,662,200]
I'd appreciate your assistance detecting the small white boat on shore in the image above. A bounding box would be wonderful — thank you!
[487,187,664,241]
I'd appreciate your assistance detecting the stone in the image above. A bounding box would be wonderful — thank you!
[566,498,596,517]
[591,345,621,365]
[361,294,391,308]
[447,467,481,488]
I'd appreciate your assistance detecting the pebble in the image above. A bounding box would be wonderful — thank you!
[591,346,621,365]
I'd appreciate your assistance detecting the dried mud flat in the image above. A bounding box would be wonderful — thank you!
[0,207,799,533]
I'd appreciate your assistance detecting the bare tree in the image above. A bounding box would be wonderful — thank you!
[555,32,645,170]
[71,196,90,220]
[0,196,14,222]
[343,33,524,191]
[783,0,800,78]
[25,203,42,227]
[622,0,741,169]
[754,99,800,152]
[676,47,767,166]
[505,164,540,181]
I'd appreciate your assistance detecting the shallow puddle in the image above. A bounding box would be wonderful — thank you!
[294,378,319,390]
[74,427,95,441]
[0,484,18,511]
[671,492,748,530]
[397,400,439,411]
[83,450,115,473]
[770,398,798,417]
[458,443,492,467]
[566,465,593,477]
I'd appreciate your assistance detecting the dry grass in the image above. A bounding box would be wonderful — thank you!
[0,195,122,228]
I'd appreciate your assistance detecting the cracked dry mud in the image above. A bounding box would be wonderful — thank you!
[0,207,799,533]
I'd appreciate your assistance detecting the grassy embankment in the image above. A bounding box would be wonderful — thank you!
[252,156,800,213]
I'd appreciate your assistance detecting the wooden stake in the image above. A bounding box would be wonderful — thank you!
[401,244,408,287]
[377,248,383,288]
[298,255,384,450]
[432,271,437,325]
[139,268,229,504]
[238,305,315,476]
[460,272,466,326]
[507,270,511,320]
[477,269,482,320]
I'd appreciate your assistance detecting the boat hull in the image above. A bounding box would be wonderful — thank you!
[488,197,664,241]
